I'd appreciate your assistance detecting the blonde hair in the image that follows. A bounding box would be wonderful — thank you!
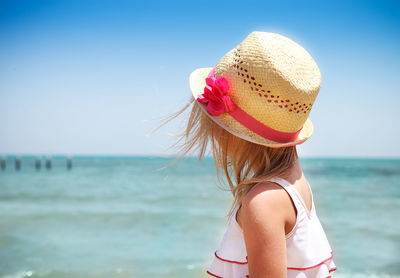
[152,96,299,219]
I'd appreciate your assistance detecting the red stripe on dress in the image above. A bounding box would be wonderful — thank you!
[206,270,222,278]
[287,253,334,270]
[208,250,335,276]
[214,251,248,264]
[329,267,337,272]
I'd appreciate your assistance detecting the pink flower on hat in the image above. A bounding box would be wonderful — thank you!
[197,72,236,116]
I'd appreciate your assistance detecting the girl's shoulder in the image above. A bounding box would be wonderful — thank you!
[237,180,294,230]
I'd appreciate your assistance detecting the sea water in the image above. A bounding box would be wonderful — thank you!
[0,156,399,278]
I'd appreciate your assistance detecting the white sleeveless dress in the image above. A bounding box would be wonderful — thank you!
[206,177,337,278]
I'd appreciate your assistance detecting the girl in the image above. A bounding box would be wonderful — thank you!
[158,31,336,278]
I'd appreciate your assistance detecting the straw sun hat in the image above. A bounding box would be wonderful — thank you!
[189,31,321,148]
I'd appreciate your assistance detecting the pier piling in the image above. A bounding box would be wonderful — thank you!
[0,156,6,170]
[67,156,72,170]
[15,156,21,170]
[45,156,52,170]
[35,156,41,170]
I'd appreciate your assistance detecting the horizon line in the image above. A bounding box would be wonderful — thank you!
[0,154,399,160]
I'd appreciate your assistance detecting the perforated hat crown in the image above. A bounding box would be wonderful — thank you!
[189,31,321,148]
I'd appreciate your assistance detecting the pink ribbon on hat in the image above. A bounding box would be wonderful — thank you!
[196,68,303,143]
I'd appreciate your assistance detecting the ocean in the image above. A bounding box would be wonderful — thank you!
[0,156,399,278]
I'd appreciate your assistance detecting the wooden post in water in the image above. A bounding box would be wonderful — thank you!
[66,155,72,170]
[1,156,6,170]
[15,156,21,170]
[35,156,41,170]
[45,156,52,170]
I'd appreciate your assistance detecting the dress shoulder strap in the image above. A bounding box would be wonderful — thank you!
[268,177,312,219]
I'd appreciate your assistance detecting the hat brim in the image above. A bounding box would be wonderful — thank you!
[189,67,313,148]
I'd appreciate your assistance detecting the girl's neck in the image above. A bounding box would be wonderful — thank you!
[278,157,304,185]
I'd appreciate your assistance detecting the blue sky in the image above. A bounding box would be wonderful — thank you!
[0,0,399,157]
